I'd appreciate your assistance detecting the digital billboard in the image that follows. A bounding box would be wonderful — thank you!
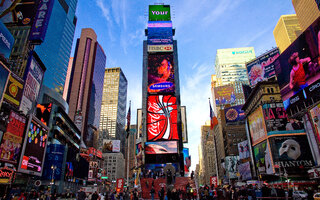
[183,148,191,173]
[0,62,10,103]
[145,141,178,154]
[269,135,314,172]
[148,45,173,53]
[309,103,320,143]
[147,21,173,45]
[19,116,48,176]
[246,48,280,86]
[147,95,178,141]
[224,105,245,123]
[0,110,26,165]
[41,144,65,180]
[238,162,252,180]
[181,106,188,143]
[225,156,239,179]
[149,5,171,21]
[102,139,120,153]
[214,85,236,105]
[148,54,175,94]
[253,141,268,173]
[238,140,250,160]
[262,103,288,133]
[35,103,52,126]
[274,17,320,115]
[135,143,143,168]
[3,73,24,109]
[248,106,267,145]
[0,21,14,59]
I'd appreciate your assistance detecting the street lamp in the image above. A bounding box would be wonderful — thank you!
[51,165,57,185]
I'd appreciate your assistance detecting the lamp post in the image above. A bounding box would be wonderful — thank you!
[51,165,57,193]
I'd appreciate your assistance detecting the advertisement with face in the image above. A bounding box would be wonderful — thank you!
[225,105,245,123]
[246,48,280,86]
[147,21,173,45]
[149,5,171,21]
[238,140,250,160]
[248,106,267,145]
[253,141,267,173]
[269,135,314,172]
[3,73,24,109]
[147,95,178,141]
[102,139,120,153]
[262,103,289,133]
[274,17,320,114]
[225,156,239,179]
[181,106,188,143]
[145,141,178,154]
[148,54,175,93]
[19,117,48,176]
[0,110,26,165]
[309,103,320,143]
[238,162,252,180]
[214,85,236,105]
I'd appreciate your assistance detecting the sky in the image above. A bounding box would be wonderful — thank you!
[72,0,296,171]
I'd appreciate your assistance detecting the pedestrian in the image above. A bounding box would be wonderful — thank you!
[77,188,86,200]
[159,187,165,200]
[150,187,155,200]
[91,191,99,200]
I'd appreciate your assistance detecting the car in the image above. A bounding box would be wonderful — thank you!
[314,192,320,200]
[292,190,308,200]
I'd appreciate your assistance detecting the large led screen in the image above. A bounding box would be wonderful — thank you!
[224,105,245,123]
[269,135,314,172]
[262,103,288,133]
[19,117,48,176]
[145,141,178,154]
[149,5,171,21]
[309,103,320,143]
[35,103,52,126]
[147,95,178,141]
[214,85,236,105]
[183,148,191,173]
[246,48,280,86]
[148,54,175,93]
[147,21,173,45]
[3,73,24,109]
[248,106,267,145]
[253,141,268,173]
[274,17,320,115]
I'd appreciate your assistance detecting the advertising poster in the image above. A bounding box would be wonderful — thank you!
[248,106,267,145]
[274,17,320,115]
[148,54,175,93]
[147,95,178,141]
[0,110,26,164]
[181,106,188,143]
[65,147,89,179]
[145,163,179,172]
[149,5,171,21]
[20,53,45,115]
[265,144,274,174]
[147,21,173,45]
[262,103,288,133]
[183,148,191,173]
[238,162,252,180]
[102,139,120,153]
[210,176,218,187]
[238,140,250,160]
[0,21,14,59]
[225,156,239,179]
[225,105,245,123]
[253,141,267,173]
[35,103,52,126]
[116,178,124,193]
[135,143,143,168]
[145,141,178,154]
[0,62,10,103]
[148,45,173,52]
[309,103,320,143]
[3,73,24,109]
[41,144,65,180]
[137,109,142,139]
[19,117,48,176]
[214,85,236,105]
[269,135,314,172]
[246,48,280,86]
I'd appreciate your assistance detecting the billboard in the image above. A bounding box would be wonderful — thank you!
[238,140,250,160]
[262,103,288,133]
[269,135,314,172]
[3,73,24,109]
[0,21,14,59]
[0,0,38,26]
[214,85,236,105]
[224,105,245,123]
[18,116,48,176]
[148,45,173,52]
[135,143,143,167]
[147,95,178,141]
[309,103,320,143]
[183,148,191,173]
[246,48,280,86]
[137,109,142,139]
[149,5,171,21]
[102,139,120,153]
[253,141,268,173]
[148,54,175,93]
[145,141,178,154]
[248,106,267,145]
[210,176,218,187]
[147,21,173,45]
[41,144,65,180]
[274,17,320,115]
[0,62,10,103]
[0,110,26,164]
[29,0,55,44]
[181,106,188,143]
[225,156,239,179]
[116,178,124,193]
[35,103,52,126]
[145,163,179,172]
[238,162,252,180]
[20,52,45,115]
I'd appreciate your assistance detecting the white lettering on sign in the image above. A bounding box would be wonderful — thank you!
[0,33,11,49]
[34,0,50,29]
[148,45,173,52]
[151,11,168,15]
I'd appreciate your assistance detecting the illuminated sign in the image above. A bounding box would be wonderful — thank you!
[149,5,171,21]
[0,167,15,184]
[232,50,254,55]
[214,85,236,105]
[116,178,124,193]
[145,141,178,154]
[0,21,14,59]
[148,45,173,52]
[3,74,24,108]
[148,21,172,28]
[35,103,52,126]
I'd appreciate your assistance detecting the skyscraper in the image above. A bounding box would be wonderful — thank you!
[35,0,78,94]
[67,28,106,147]
[292,0,320,31]
[99,67,127,140]
[273,14,302,53]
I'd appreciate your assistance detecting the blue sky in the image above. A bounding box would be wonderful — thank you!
[72,0,295,171]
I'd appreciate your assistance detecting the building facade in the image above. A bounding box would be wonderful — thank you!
[292,0,320,31]
[273,14,302,53]
[103,153,125,182]
[67,28,106,147]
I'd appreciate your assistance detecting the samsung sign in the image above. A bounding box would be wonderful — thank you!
[0,21,14,59]
[29,0,55,44]
[232,50,253,55]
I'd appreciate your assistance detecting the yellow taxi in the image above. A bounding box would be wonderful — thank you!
[314,192,320,200]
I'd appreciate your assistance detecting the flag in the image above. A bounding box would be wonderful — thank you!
[210,99,218,130]
[126,101,131,138]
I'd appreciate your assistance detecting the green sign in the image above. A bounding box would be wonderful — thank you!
[101,176,108,179]
[149,5,171,21]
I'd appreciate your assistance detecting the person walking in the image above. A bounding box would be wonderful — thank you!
[77,188,86,200]
[150,187,155,200]
[159,187,165,200]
